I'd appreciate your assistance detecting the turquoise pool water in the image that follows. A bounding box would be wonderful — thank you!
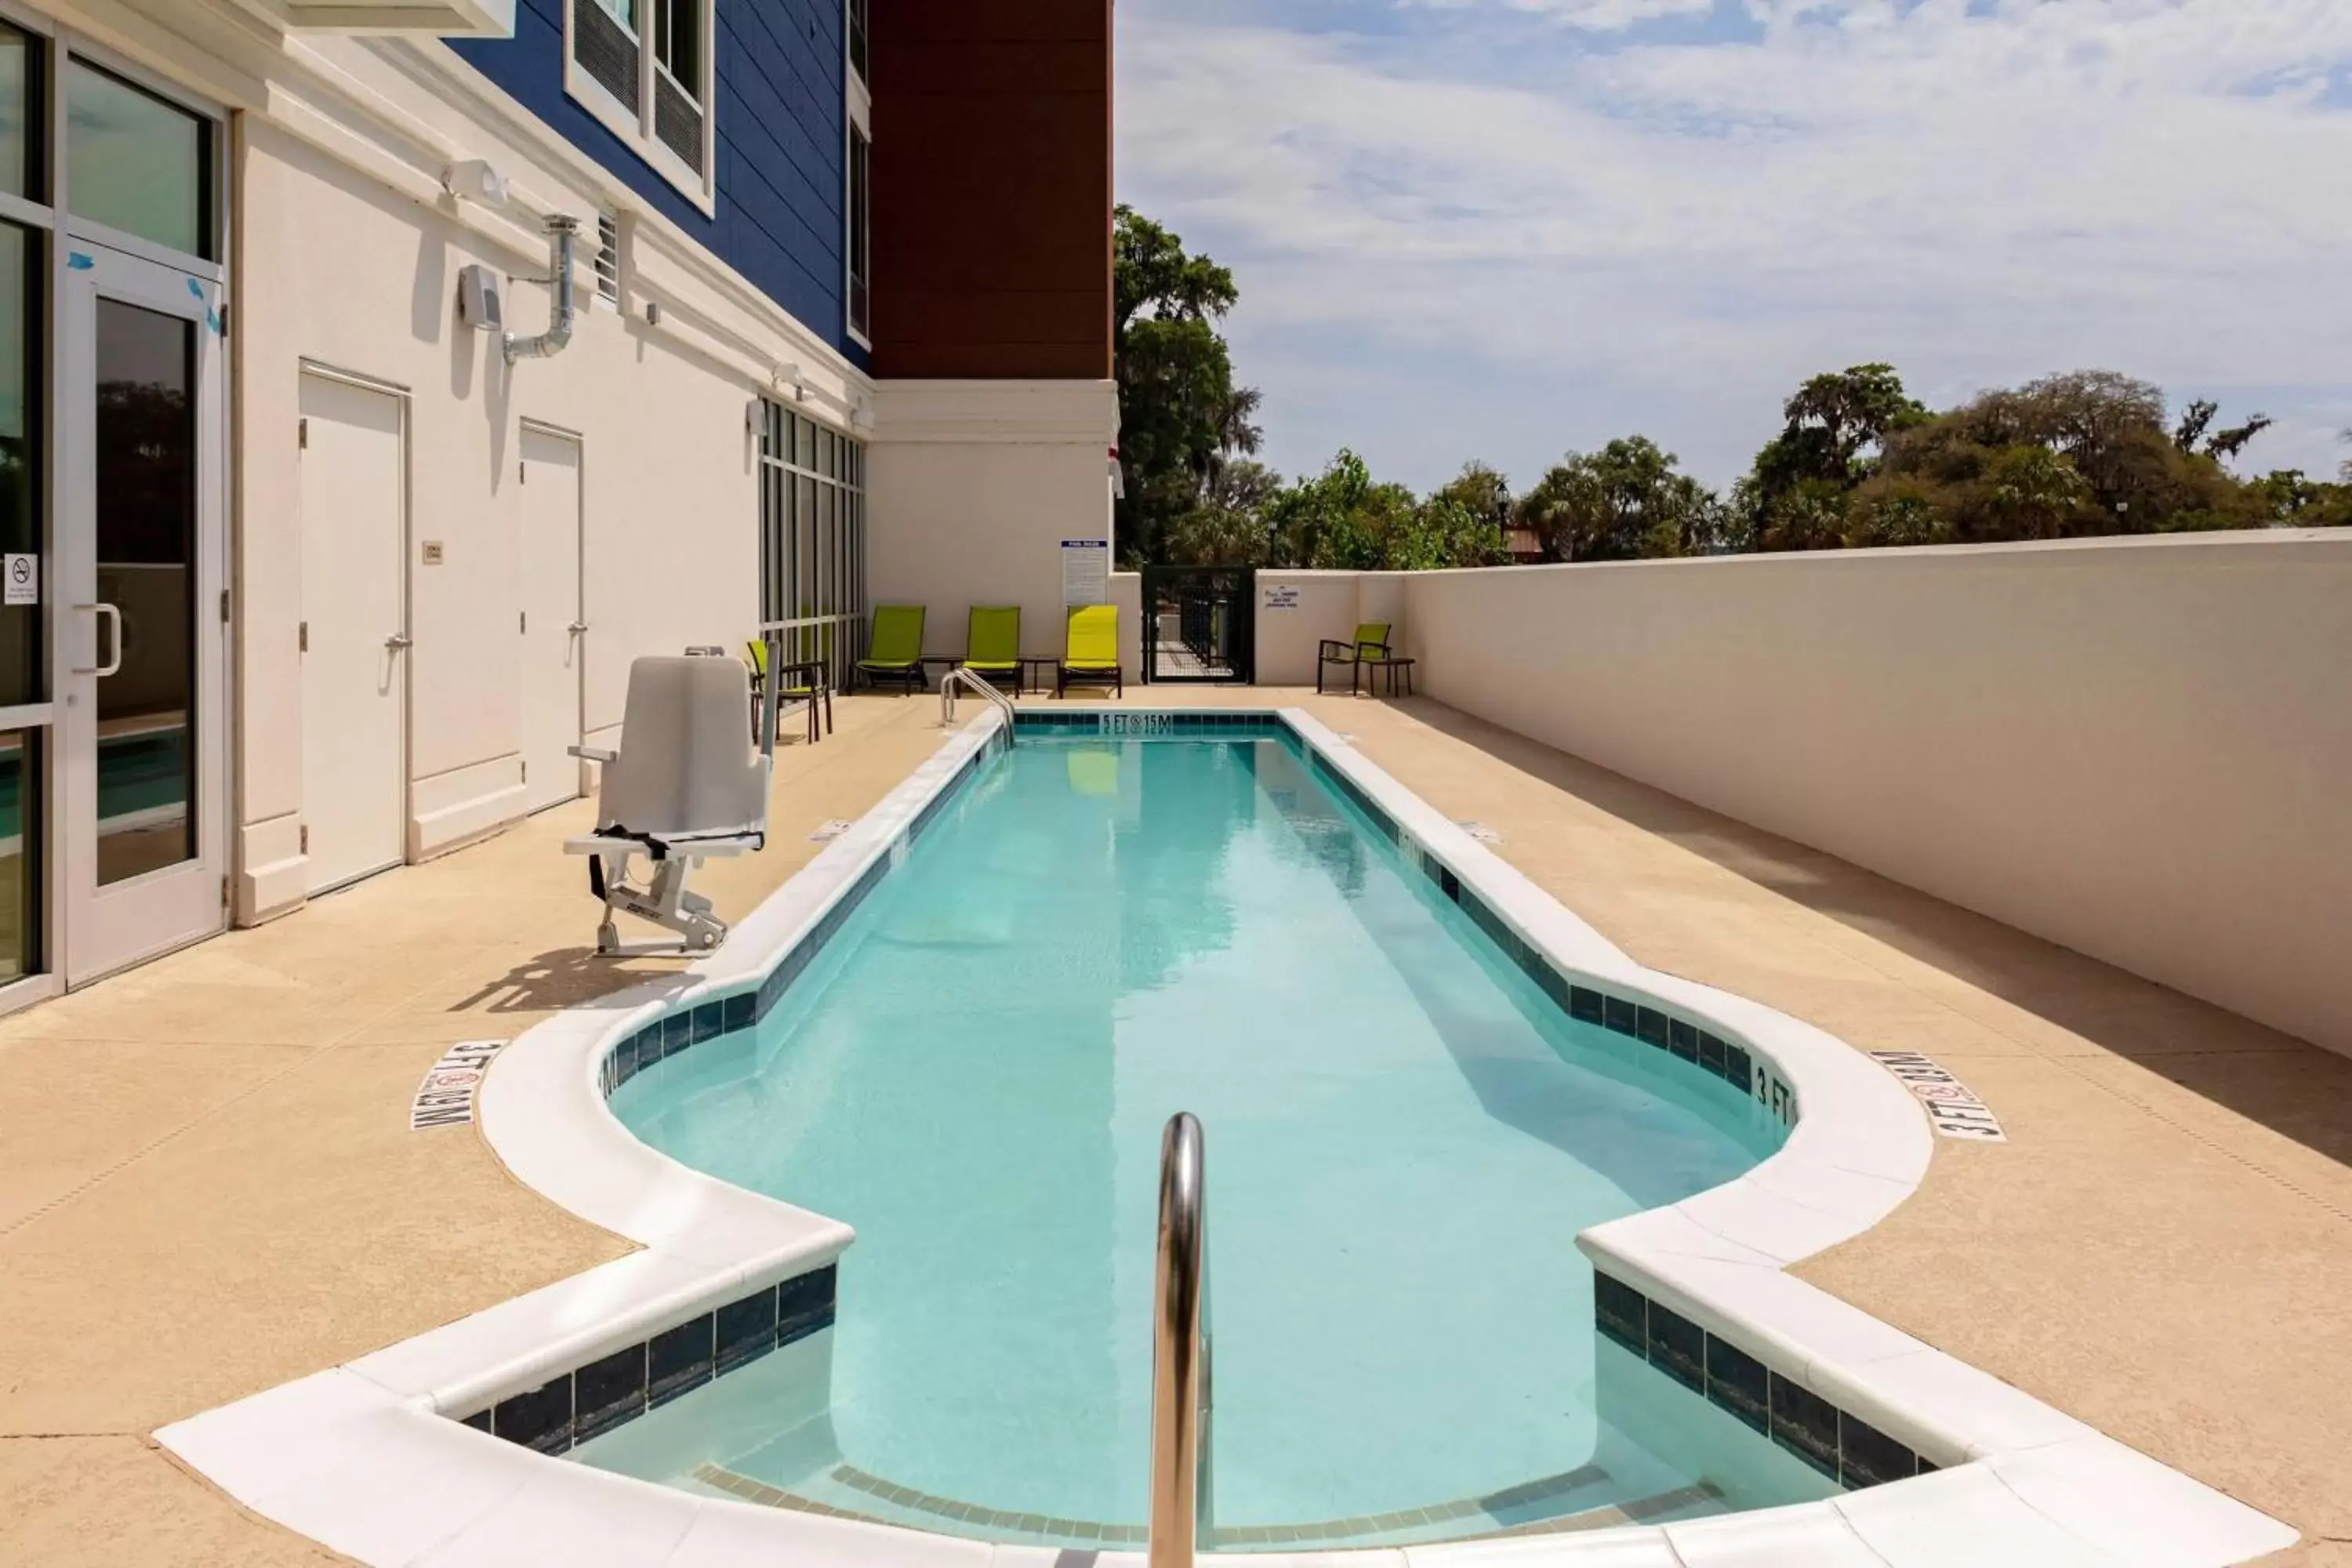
[583,730,1835,1547]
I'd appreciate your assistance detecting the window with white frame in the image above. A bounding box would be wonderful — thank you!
[848,123,869,342]
[846,0,870,343]
[567,0,714,208]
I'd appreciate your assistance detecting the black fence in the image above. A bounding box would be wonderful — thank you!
[1141,567,1255,684]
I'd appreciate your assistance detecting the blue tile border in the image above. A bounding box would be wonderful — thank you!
[1012,711,1289,741]
[1596,1269,1930,1493]
[1391,833,1797,1133]
[458,1265,837,1454]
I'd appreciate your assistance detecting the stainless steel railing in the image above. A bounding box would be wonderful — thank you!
[939,665,1016,733]
[1150,1112,1211,1568]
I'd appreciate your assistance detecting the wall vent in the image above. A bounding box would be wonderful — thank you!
[594,213,622,305]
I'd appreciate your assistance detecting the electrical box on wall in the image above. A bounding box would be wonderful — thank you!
[457,265,503,332]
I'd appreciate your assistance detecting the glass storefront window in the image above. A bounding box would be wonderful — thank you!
[758,409,867,691]
[0,729,36,981]
[0,24,40,200]
[0,223,33,708]
[67,60,211,259]
[93,299,198,885]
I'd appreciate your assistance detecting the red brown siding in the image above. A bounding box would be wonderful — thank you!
[869,0,1113,381]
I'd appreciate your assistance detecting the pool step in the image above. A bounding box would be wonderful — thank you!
[1486,1482,1727,1537]
[695,1460,1722,1549]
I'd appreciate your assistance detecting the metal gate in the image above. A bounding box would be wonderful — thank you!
[1141,567,1254,684]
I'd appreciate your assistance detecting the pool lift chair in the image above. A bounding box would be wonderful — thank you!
[564,652,780,956]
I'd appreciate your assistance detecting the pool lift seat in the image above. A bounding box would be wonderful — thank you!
[564,652,779,956]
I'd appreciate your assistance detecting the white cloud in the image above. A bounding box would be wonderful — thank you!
[1116,0,2352,488]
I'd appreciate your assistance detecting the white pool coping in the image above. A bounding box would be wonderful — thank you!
[158,708,2296,1567]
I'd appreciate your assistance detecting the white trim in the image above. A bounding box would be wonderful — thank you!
[0,188,53,233]
[155,710,2296,1566]
[557,0,716,217]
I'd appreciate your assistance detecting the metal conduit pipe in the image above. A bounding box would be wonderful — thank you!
[1149,1112,1211,1568]
[504,214,580,364]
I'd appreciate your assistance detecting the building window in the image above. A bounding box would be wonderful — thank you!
[67,60,212,260]
[759,405,866,695]
[566,0,713,208]
[848,123,869,343]
[845,0,870,347]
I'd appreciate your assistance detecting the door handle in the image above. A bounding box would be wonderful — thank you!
[567,621,589,635]
[73,603,123,677]
[385,633,414,652]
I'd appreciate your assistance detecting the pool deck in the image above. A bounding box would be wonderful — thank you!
[2,688,2346,1566]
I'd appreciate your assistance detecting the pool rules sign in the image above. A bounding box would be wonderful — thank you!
[409,1040,506,1131]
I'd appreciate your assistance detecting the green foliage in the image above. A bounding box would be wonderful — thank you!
[1114,204,2313,570]
[1113,206,1258,569]
[1515,437,1724,561]
[1737,366,2283,553]
[2257,466,2352,528]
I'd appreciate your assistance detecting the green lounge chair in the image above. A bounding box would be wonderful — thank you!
[963,606,1022,695]
[743,639,832,744]
[1316,622,1392,695]
[1057,604,1123,698]
[857,604,927,694]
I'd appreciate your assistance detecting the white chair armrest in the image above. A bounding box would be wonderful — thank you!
[568,746,619,764]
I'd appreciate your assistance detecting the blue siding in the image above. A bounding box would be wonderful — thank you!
[453,0,868,368]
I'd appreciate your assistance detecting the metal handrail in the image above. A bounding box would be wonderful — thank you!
[1150,1112,1210,1568]
[939,665,1015,732]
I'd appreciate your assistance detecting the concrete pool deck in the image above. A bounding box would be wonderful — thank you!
[1,688,2344,1564]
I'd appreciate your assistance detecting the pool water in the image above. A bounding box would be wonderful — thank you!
[583,732,1835,1547]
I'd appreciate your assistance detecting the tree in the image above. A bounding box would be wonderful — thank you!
[1112,206,1261,568]
[1515,437,1722,561]
[1739,365,1927,552]
[1428,462,1513,532]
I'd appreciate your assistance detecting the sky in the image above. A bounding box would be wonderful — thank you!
[1113,0,2352,495]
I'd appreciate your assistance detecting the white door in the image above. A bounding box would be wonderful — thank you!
[60,243,227,984]
[518,425,583,813]
[298,372,408,893]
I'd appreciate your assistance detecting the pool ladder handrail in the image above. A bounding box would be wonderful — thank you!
[939,666,1016,735]
[1150,1112,1212,1568]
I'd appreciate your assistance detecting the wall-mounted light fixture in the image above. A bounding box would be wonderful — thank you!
[441,159,510,208]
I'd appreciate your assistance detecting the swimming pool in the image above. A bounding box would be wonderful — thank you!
[576,720,1836,1548]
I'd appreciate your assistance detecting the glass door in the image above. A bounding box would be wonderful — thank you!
[58,241,224,983]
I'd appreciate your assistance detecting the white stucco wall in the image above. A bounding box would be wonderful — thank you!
[238,119,772,913]
[864,381,1118,673]
[1396,532,2352,1058]
[1250,570,1406,687]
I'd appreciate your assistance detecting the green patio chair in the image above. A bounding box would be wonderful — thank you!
[1316,622,1392,695]
[743,639,831,744]
[1057,604,1123,698]
[856,604,927,694]
[963,606,1023,695]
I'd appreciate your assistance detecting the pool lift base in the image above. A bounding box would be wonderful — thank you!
[562,652,782,959]
[571,836,755,956]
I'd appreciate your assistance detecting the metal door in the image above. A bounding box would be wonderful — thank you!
[1141,567,1254,684]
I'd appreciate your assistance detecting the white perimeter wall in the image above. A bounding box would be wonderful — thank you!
[1252,570,1407,686]
[865,381,1118,666]
[1389,532,2352,1057]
